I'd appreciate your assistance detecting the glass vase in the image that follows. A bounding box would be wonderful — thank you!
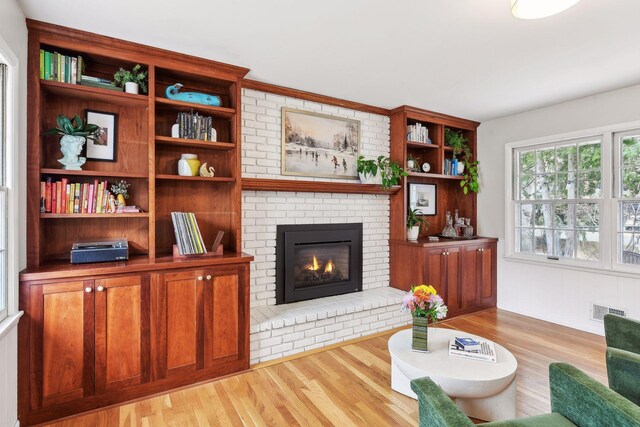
[412,316,429,352]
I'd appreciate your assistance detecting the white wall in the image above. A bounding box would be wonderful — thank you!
[478,84,640,335]
[0,1,27,426]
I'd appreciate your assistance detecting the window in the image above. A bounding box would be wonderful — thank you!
[514,137,602,262]
[507,120,640,273]
[0,62,6,321]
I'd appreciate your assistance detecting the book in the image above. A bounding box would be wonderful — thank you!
[39,49,44,80]
[80,79,122,92]
[44,178,52,213]
[44,51,51,81]
[61,178,68,212]
[449,338,496,363]
[40,181,46,213]
[454,337,481,352]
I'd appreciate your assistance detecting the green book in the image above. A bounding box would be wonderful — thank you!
[57,53,61,82]
[44,51,50,80]
[39,49,44,80]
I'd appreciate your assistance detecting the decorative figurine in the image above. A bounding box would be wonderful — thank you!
[199,162,216,177]
[166,83,222,107]
[46,115,99,170]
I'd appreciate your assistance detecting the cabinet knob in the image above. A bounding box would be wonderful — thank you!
[206,275,212,280]
[97,286,105,292]
[197,276,203,281]
[85,287,92,293]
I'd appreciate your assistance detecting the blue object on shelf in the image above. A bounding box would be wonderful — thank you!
[165,83,222,107]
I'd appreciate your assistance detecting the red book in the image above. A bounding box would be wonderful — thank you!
[51,182,58,214]
[44,178,52,213]
[60,178,68,213]
[40,181,46,213]
[90,179,98,213]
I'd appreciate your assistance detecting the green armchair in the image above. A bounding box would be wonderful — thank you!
[604,314,640,406]
[410,363,640,426]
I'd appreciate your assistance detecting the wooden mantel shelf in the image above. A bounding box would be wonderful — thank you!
[241,178,400,195]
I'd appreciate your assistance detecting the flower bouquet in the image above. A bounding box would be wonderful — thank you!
[401,285,448,352]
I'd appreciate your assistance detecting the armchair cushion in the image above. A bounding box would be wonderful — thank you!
[607,347,640,406]
[410,377,474,427]
[549,363,640,427]
[604,314,640,355]
[482,414,575,427]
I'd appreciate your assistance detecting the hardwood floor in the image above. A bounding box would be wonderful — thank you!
[45,309,606,426]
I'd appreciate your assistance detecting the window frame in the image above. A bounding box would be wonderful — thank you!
[504,120,640,275]
[0,35,20,325]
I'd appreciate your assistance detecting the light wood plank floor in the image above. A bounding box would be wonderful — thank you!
[47,309,606,426]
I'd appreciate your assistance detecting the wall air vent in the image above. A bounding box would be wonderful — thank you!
[590,303,626,322]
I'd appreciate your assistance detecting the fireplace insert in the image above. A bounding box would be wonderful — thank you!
[276,223,363,304]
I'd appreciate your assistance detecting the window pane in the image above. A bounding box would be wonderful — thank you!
[556,145,577,172]
[621,201,640,232]
[576,203,599,228]
[518,172,535,200]
[555,172,576,199]
[578,141,601,171]
[519,150,535,174]
[554,203,573,229]
[578,229,599,261]
[536,148,556,173]
[620,233,640,264]
[621,136,640,198]
[517,204,534,227]
[555,229,575,258]
[534,229,552,255]
[577,171,601,199]
[535,174,556,199]
[534,204,553,227]
[517,228,533,254]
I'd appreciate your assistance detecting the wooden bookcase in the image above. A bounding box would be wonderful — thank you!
[19,20,253,426]
[26,21,247,267]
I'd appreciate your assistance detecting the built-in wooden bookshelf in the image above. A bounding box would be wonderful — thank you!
[26,20,249,267]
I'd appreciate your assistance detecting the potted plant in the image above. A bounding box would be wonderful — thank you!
[357,156,408,189]
[110,180,131,207]
[407,208,428,241]
[357,156,381,185]
[114,64,148,94]
[46,114,99,170]
[445,128,469,174]
[407,154,420,171]
[401,284,448,351]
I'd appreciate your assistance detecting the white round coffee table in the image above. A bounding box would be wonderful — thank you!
[388,327,517,421]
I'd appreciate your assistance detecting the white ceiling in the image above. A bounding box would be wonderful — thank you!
[18,0,640,122]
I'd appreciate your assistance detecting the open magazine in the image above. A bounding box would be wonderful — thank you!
[449,337,497,363]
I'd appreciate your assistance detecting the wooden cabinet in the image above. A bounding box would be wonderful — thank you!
[390,238,497,317]
[19,259,251,426]
[154,266,246,381]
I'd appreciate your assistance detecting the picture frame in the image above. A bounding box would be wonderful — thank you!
[281,107,361,179]
[408,183,437,215]
[85,110,117,162]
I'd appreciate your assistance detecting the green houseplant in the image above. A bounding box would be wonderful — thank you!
[407,208,428,241]
[357,155,408,189]
[46,114,99,170]
[114,64,148,94]
[461,159,480,195]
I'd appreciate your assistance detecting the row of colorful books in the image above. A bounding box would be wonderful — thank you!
[176,111,215,141]
[406,123,431,144]
[171,212,207,255]
[39,49,84,84]
[41,178,123,214]
[443,158,461,176]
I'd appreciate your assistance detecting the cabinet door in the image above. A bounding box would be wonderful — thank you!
[443,247,461,314]
[29,280,94,409]
[94,275,150,394]
[460,245,481,310]
[154,269,205,379]
[477,242,497,306]
[203,267,246,368]
[425,248,446,296]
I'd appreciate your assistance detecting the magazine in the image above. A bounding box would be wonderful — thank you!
[449,337,497,363]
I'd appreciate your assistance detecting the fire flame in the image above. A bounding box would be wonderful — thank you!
[309,256,319,271]
[325,260,334,273]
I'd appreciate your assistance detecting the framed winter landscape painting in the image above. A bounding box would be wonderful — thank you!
[281,108,360,179]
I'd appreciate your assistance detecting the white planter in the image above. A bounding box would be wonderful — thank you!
[359,172,382,185]
[407,160,416,170]
[124,82,139,94]
[58,135,87,170]
[457,161,465,175]
[407,226,420,241]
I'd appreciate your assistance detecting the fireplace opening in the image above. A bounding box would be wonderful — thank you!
[276,223,362,304]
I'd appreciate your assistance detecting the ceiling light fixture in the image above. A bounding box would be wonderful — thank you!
[511,0,582,19]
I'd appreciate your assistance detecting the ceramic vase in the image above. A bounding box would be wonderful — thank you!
[116,194,126,207]
[412,316,429,352]
[457,161,465,175]
[358,172,382,185]
[124,82,139,94]
[407,226,420,241]
[178,154,201,176]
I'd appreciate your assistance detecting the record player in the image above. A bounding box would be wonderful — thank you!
[70,238,129,264]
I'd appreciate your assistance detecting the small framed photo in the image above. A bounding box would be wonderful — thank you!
[85,110,117,162]
[408,183,437,215]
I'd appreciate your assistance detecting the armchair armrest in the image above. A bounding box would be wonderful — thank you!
[607,347,640,406]
[604,314,640,354]
[410,377,474,427]
[549,363,640,427]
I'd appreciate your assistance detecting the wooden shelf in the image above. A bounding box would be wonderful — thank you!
[41,213,149,219]
[155,175,235,182]
[443,146,453,152]
[155,136,235,151]
[241,178,400,194]
[407,171,464,180]
[155,97,236,118]
[40,168,148,179]
[40,79,149,107]
[406,141,439,149]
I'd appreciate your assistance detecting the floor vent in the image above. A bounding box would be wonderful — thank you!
[591,303,626,322]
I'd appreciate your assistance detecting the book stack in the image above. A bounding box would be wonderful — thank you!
[171,212,207,255]
[39,50,84,84]
[80,75,122,92]
[449,337,497,363]
[443,158,460,176]
[176,111,214,141]
[406,123,430,143]
[40,178,132,214]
